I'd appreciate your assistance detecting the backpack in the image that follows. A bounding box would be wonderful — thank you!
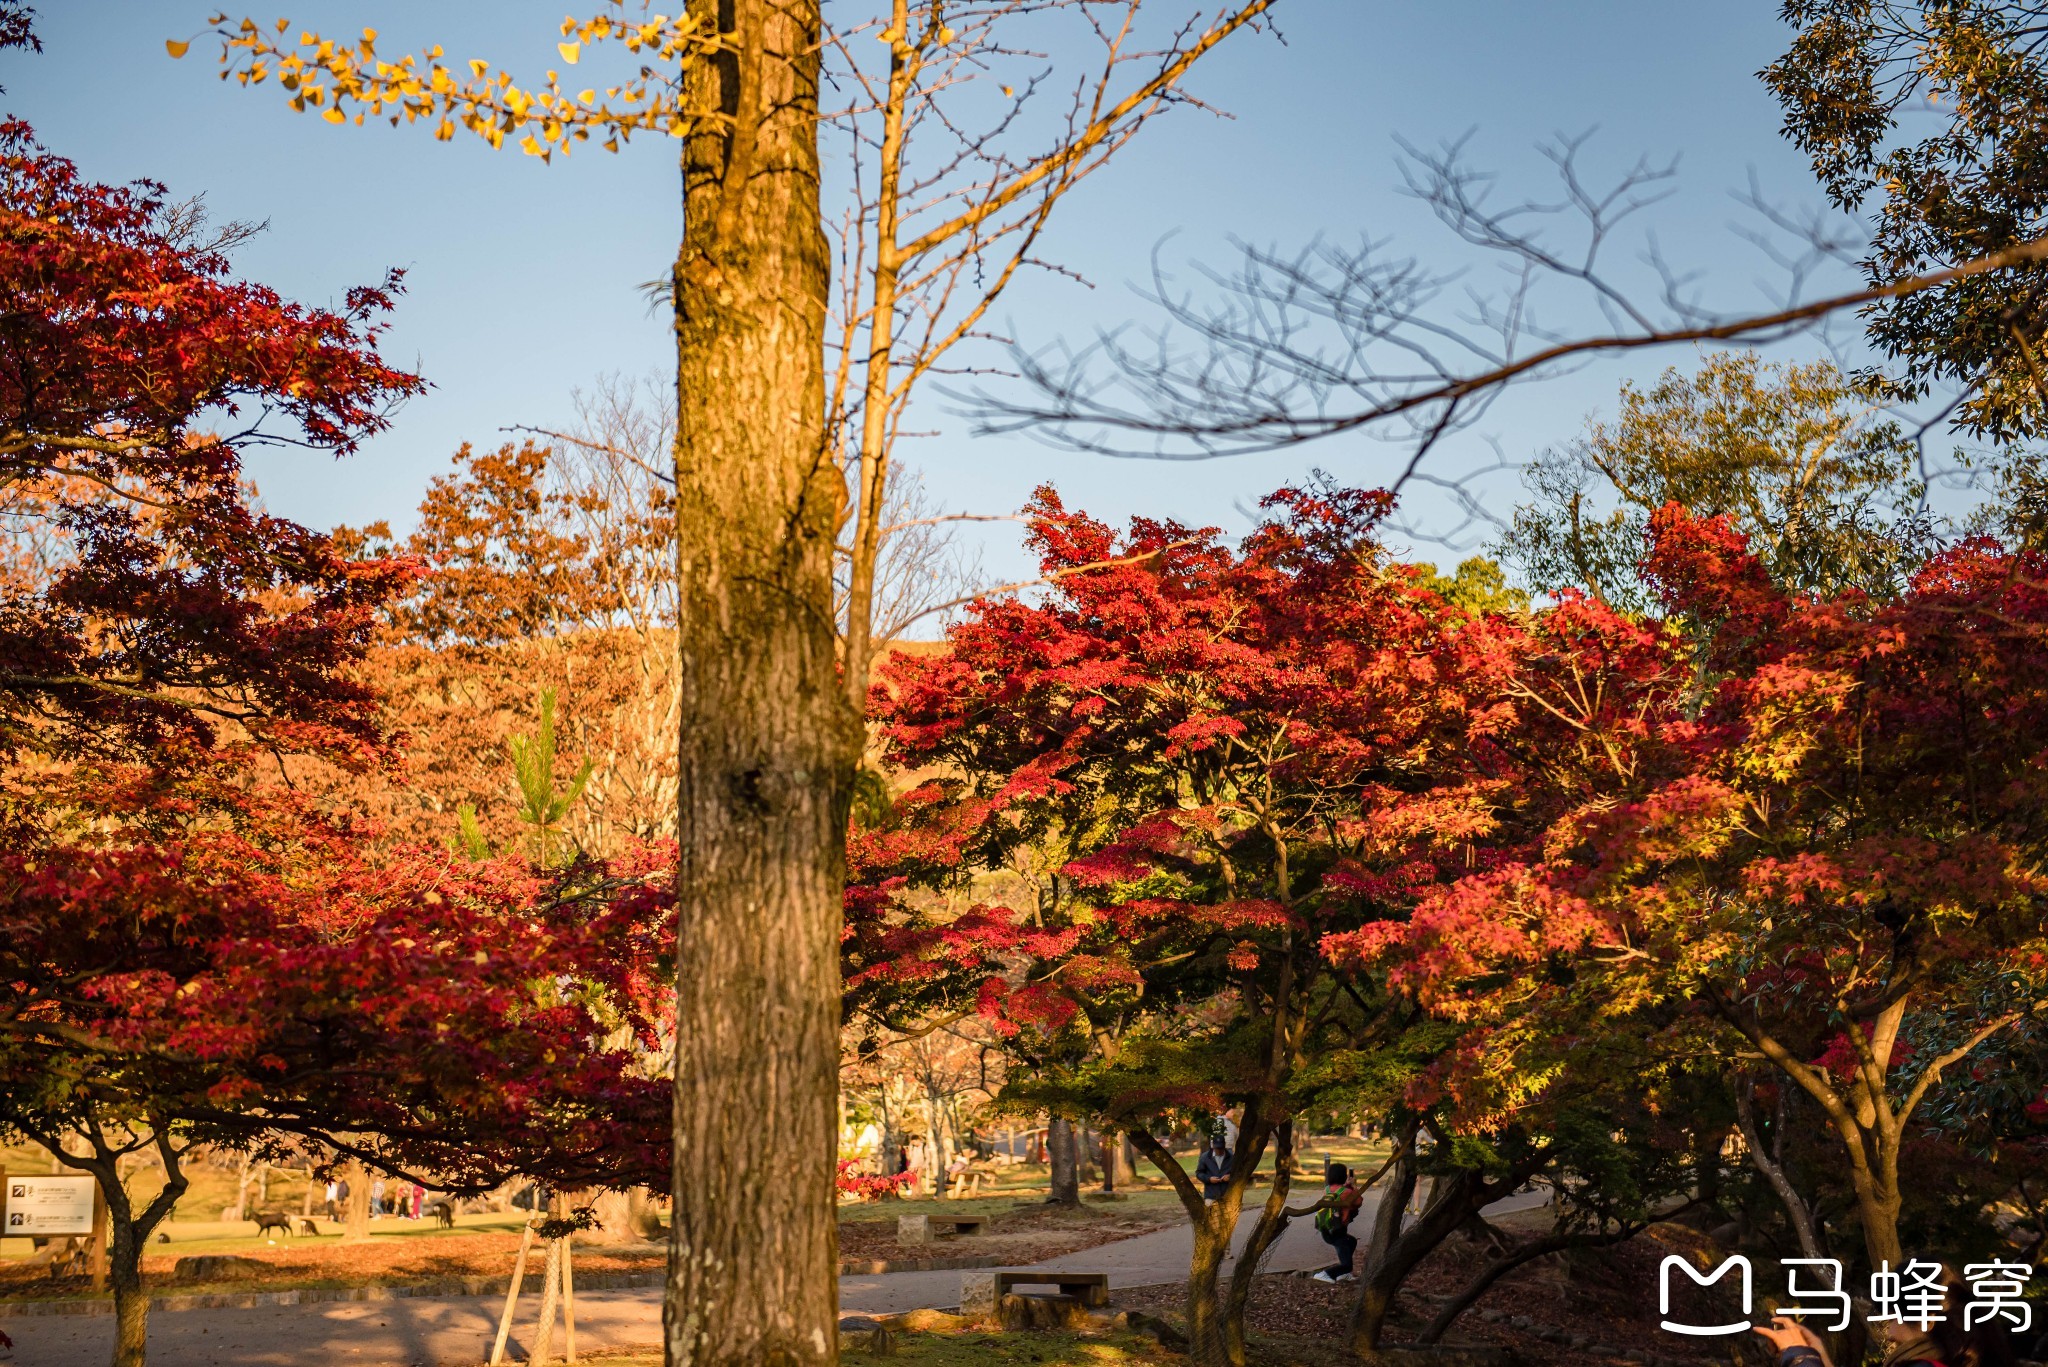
[1314,1186,1349,1234]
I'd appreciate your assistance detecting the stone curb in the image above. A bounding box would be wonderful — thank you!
[0,1270,665,1319]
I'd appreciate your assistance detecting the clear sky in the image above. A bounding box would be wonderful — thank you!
[3,2,1847,588]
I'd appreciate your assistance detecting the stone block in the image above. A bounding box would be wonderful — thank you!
[959,1271,998,1322]
[896,1214,931,1246]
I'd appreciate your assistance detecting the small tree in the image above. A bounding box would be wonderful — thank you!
[0,776,671,1367]
[507,687,596,867]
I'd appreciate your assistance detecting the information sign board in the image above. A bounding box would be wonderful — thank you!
[2,1174,97,1236]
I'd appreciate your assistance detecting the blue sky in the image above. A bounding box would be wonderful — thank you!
[4,2,1848,587]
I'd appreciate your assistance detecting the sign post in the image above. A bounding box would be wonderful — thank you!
[90,1181,107,1293]
[2,1172,96,1239]
[1,1169,102,1286]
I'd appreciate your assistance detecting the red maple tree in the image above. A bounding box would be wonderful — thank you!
[0,768,672,1364]
[864,482,1529,1364]
[1346,504,2048,1271]
[0,118,421,785]
[0,118,676,1367]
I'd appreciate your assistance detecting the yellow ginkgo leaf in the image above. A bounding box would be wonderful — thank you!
[165,39,191,59]
[323,107,345,123]
[558,41,581,64]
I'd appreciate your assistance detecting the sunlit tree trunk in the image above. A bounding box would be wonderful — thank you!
[666,1,850,1364]
[1047,1118,1081,1207]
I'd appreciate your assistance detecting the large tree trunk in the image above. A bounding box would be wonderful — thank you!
[1047,1118,1081,1207]
[1349,1136,1418,1355]
[1130,1117,1273,1367]
[666,1,846,1364]
[109,1230,149,1367]
[1185,1201,1236,1367]
[1222,1122,1295,1365]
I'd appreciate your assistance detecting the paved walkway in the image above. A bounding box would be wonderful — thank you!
[8,1189,1550,1366]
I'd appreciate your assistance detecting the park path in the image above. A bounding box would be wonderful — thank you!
[6,1190,1548,1366]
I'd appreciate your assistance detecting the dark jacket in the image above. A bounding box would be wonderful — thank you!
[1195,1147,1233,1200]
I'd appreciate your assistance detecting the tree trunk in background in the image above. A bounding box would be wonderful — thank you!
[585,1189,638,1244]
[344,1160,370,1242]
[1047,1119,1081,1207]
[1100,1132,1136,1193]
[665,1,847,1364]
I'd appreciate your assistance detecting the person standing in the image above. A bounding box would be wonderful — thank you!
[1309,1164,1364,1284]
[323,1178,340,1223]
[370,1177,385,1219]
[1196,1135,1234,1202]
[410,1183,424,1221]
[904,1136,928,1197]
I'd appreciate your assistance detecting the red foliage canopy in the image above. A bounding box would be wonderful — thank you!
[856,482,1527,1123]
[0,772,673,1192]
[0,120,422,770]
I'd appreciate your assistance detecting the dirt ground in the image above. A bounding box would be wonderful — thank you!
[838,1191,1187,1266]
[1111,1215,1749,1367]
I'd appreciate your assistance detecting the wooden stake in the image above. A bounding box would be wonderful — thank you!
[562,1235,576,1363]
[529,1238,563,1366]
[88,1181,108,1294]
[488,1221,536,1366]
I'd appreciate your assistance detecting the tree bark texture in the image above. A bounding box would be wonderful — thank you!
[666,2,848,1365]
[1100,1131,1136,1193]
[344,1159,371,1242]
[1348,1141,1550,1356]
[1223,1122,1295,1365]
[1047,1118,1081,1207]
[90,1137,185,1367]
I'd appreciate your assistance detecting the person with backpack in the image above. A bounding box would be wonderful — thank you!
[1309,1163,1364,1284]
